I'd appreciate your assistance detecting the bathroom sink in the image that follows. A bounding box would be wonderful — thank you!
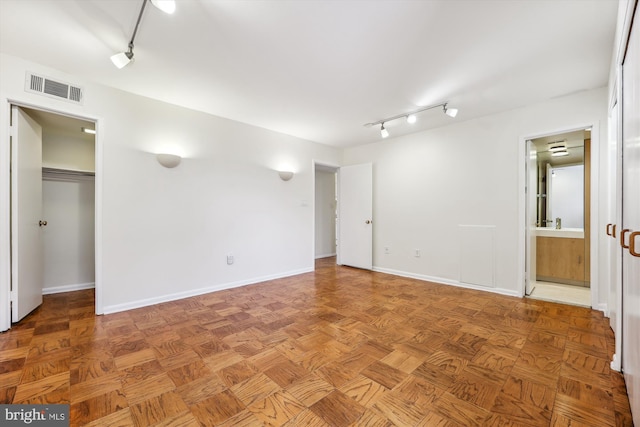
[535,227,584,238]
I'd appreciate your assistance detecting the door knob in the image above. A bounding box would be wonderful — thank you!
[365,220,372,224]
[39,220,47,227]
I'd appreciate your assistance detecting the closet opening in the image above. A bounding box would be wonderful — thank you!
[10,106,96,323]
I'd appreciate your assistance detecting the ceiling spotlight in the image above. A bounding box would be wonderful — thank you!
[150,0,176,14]
[552,150,569,157]
[381,123,389,138]
[110,44,134,69]
[111,0,175,69]
[406,114,417,124]
[443,104,458,118]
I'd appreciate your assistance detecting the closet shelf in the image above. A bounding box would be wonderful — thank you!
[42,167,95,180]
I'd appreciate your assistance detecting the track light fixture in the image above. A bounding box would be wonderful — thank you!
[365,102,459,138]
[380,123,389,138]
[150,0,176,14]
[110,0,176,69]
[443,104,458,118]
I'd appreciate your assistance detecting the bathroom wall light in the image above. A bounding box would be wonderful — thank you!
[551,150,569,157]
[549,145,566,152]
[365,101,458,138]
[547,140,567,152]
[81,127,96,134]
[279,171,294,181]
[156,153,182,168]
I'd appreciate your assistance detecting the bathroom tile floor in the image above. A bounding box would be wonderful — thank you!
[529,281,591,307]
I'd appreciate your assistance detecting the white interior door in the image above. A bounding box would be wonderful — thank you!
[621,8,640,425]
[525,140,537,295]
[338,163,372,270]
[11,106,44,322]
[607,101,621,341]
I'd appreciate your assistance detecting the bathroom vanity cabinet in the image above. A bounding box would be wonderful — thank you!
[536,236,586,286]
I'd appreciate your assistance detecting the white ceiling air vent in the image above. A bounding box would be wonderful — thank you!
[24,72,84,105]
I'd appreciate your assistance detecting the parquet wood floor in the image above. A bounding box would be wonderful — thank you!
[0,257,633,426]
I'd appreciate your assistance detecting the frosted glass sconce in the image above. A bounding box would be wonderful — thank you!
[156,153,182,168]
[278,171,294,181]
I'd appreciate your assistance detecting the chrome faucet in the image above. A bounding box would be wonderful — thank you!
[556,217,561,229]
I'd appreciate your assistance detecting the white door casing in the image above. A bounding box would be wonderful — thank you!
[525,140,537,295]
[11,106,44,322]
[337,163,373,270]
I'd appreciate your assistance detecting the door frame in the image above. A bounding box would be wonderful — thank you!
[0,99,104,331]
[518,122,600,308]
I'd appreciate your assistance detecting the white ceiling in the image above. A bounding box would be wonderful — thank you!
[0,0,619,148]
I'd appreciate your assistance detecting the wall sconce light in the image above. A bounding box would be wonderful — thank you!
[156,153,182,168]
[278,171,294,181]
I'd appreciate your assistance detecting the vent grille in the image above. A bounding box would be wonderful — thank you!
[30,74,44,92]
[69,86,82,102]
[25,72,84,105]
[43,79,69,99]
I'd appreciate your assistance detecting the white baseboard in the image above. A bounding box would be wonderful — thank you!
[597,303,607,314]
[102,267,313,315]
[611,353,621,372]
[42,282,95,295]
[372,267,521,298]
[315,253,336,259]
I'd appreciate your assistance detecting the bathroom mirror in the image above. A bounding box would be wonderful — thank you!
[531,131,586,229]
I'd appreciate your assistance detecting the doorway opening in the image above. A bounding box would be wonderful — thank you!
[314,163,338,265]
[8,104,98,325]
[525,128,592,307]
[313,162,374,271]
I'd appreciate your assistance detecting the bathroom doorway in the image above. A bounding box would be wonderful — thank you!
[526,128,591,306]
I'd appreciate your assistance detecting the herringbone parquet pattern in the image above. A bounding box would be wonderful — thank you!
[0,257,633,426]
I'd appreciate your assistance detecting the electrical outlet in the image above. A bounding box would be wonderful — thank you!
[414,249,421,257]
[227,255,234,265]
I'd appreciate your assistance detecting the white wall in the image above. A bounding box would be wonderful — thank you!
[42,132,95,171]
[41,129,96,293]
[343,87,608,299]
[42,177,95,292]
[0,53,341,325]
[315,170,336,258]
